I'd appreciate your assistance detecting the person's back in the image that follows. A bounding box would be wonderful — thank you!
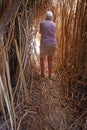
[39,11,57,78]
[40,19,56,45]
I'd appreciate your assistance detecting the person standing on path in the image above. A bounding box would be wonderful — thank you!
[40,11,57,78]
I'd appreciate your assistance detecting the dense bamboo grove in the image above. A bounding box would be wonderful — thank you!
[57,0,87,96]
[0,0,87,130]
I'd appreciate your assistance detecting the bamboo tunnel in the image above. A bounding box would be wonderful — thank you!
[0,0,87,129]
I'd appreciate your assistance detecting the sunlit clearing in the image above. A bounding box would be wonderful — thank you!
[31,32,40,67]
[35,32,40,54]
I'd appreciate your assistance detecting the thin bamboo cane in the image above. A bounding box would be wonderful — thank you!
[14,39,29,104]
[0,76,14,130]
[3,51,16,130]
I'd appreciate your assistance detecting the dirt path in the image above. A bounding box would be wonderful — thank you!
[0,74,85,130]
[24,75,68,130]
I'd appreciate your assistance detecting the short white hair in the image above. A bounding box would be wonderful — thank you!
[46,11,53,19]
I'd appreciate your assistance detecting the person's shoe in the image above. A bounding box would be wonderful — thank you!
[49,74,51,78]
[41,74,45,78]
[0,109,2,117]
[48,74,54,80]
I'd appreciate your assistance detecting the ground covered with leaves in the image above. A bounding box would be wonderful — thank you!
[1,72,87,130]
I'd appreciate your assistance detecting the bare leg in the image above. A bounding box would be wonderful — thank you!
[40,57,45,77]
[47,56,52,78]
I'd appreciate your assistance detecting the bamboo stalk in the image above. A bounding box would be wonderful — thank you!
[0,76,14,130]
[3,51,16,130]
[14,39,29,104]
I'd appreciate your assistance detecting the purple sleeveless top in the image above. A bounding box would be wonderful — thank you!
[40,20,56,45]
